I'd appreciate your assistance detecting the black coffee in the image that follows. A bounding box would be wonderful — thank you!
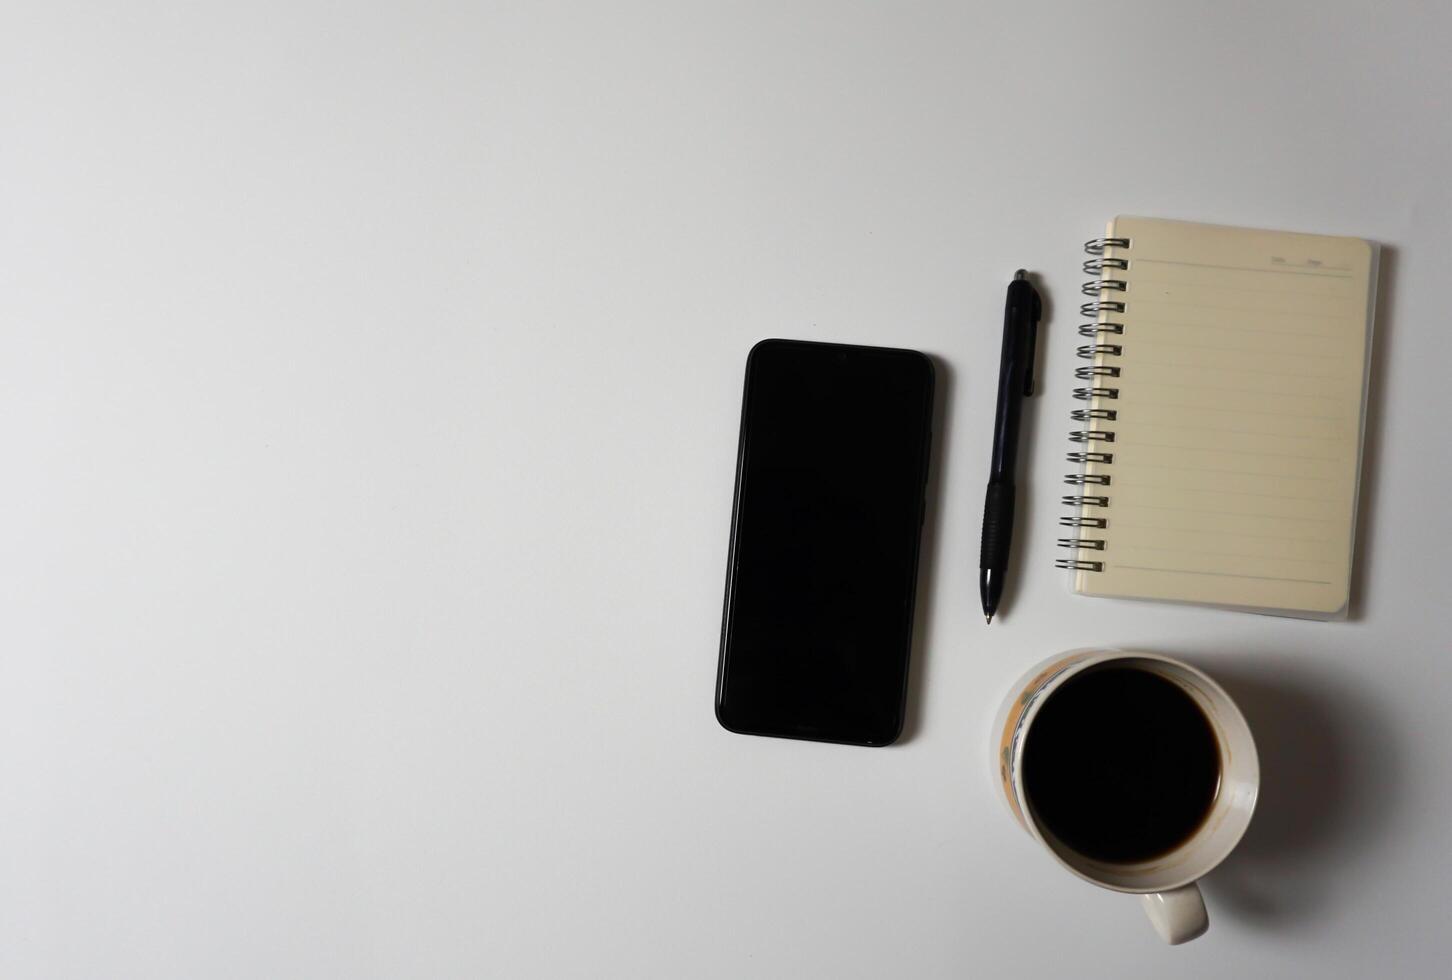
[1022,665,1221,864]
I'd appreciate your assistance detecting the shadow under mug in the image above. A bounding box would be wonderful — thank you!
[992,649,1260,944]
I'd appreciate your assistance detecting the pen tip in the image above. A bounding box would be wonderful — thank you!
[1014,269,1026,281]
[985,613,993,624]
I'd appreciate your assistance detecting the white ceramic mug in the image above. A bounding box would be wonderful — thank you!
[992,649,1259,944]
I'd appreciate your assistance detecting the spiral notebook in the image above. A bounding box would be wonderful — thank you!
[1058,216,1378,620]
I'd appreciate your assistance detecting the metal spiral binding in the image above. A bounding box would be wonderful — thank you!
[1059,234,1130,573]
[1083,256,1128,274]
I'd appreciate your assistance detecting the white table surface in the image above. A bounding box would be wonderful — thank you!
[4,2,1449,977]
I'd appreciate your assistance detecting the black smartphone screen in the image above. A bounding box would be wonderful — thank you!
[716,339,935,746]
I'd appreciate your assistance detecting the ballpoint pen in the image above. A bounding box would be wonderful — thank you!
[981,270,1041,623]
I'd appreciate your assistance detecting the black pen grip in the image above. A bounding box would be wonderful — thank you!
[980,481,1015,570]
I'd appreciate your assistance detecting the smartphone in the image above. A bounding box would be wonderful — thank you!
[715,339,935,747]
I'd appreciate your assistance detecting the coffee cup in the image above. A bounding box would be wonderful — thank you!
[992,649,1258,944]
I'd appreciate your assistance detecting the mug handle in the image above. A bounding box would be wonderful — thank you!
[1139,884,1208,944]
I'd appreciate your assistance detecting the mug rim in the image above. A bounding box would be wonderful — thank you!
[1013,649,1260,895]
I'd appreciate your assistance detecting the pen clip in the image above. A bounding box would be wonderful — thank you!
[1021,282,1041,397]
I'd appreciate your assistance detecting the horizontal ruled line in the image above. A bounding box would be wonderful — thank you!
[1126,439,1337,460]
[1132,323,1335,342]
[1130,400,1344,421]
[1131,379,1342,402]
[1114,502,1336,523]
[1120,544,1334,564]
[1132,257,1352,278]
[1127,275,1355,299]
[1123,428,1341,453]
[1130,359,1344,382]
[1112,521,1330,544]
[1113,565,1333,585]
[1117,461,1331,481]
[1117,483,1332,503]
[1132,297,1354,321]
[1133,339,1347,359]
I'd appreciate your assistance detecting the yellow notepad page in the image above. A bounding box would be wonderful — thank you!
[1070,216,1377,619]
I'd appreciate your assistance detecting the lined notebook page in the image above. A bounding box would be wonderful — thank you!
[1073,216,1376,618]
